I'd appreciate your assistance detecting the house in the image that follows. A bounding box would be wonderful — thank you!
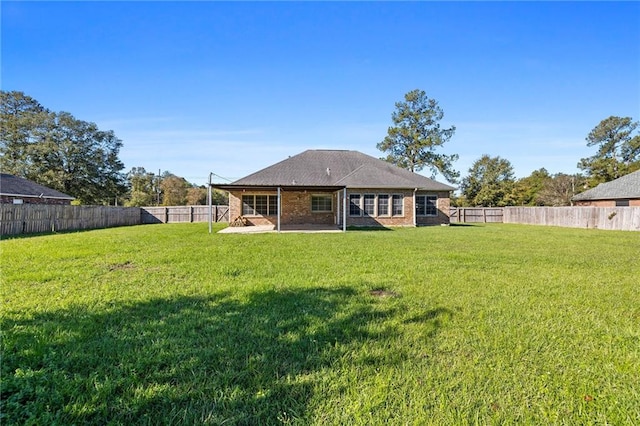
[572,170,640,207]
[0,173,75,205]
[213,149,455,231]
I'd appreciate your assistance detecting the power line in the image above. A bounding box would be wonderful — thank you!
[209,172,234,183]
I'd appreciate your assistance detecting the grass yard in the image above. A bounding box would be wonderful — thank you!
[1,223,639,425]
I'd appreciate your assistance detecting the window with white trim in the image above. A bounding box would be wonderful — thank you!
[349,194,362,216]
[392,194,403,216]
[416,195,438,216]
[377,194,390,216]
[363,194,375,216]
[242,194,278,216]
[311,195,332,212]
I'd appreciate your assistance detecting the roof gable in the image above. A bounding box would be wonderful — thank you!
[573,170,640,201]
[0,174,75,200]
[229,150,455,191]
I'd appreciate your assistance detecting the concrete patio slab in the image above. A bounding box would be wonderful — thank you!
[218,224,343,234]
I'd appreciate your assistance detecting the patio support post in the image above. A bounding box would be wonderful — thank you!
[208,172,213,234]
[343,187,347,232]
[277,186,281,233]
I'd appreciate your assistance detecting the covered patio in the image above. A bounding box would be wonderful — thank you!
[213,184,349,233]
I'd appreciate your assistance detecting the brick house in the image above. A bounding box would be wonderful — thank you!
[213,150,455,231]
[572,170,640,207]
[0,173,75,205]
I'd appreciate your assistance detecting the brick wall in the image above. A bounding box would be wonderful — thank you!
[575,199,640,207]
[228,189,451,227]
[417,192,451,226]
[228,191,275,226]
[346,189,413,227]
[282,191,334,225]
[346,189,451,227]
[228,190,334,226]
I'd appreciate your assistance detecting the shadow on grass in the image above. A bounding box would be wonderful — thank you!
[346,226,393,232]
[2,287,451,425]
[449,223,482,228]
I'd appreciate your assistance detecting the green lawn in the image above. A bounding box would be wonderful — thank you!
[2,223,639,425]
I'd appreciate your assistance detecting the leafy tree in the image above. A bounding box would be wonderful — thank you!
[377,89,459,183]
[460,155,515,207]
[160,174,190,206]
[537,173,585,206]
[0,90,127,204]
[212,188,229,205]
[186,186,207,205]
[0,91,48,177]
[125,167,157,206]
[512,168,552,206]
[578,116,640,187]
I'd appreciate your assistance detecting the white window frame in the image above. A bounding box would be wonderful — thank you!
[363,194,376,216]
[242,194,278,216]
[392,194,404,217]
[349,193,362,217]
[377,194,390,217]
[311,194,333,213]
[416,194,438,216]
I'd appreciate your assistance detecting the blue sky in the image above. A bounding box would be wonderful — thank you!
[2,1,639,186]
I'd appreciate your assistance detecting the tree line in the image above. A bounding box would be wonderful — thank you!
[0,91,226,206]
[378,89,640,207]
[126,167,227,207]
[2,89,638,208]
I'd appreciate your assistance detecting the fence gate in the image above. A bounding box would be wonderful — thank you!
[449,207,504,223]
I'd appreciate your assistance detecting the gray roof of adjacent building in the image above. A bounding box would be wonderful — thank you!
[225,150,455,191]
[572,170,640,201]
[0,173,75,200]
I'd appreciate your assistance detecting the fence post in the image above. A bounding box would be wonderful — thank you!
[190,206,194,223]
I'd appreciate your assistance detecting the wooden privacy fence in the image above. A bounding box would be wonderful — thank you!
[141,206,229,224]
[504,206,640,231]
[449,207,504,223]
[1,204,140,236]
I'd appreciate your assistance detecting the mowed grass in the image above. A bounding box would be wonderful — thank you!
[1,223,639,425]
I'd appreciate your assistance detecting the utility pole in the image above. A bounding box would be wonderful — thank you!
[157,169,161,206]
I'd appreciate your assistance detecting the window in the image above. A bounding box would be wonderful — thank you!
[349,194,362,216]
[242,195,254,215]
[242,194,278,216]
[311,195,332,212]
[616,199,630,207]
[363,194,375,216]
[416,195,437,216]
[255,195,268,215]
[377,194,389,216]
[392,194,403,216]
[269,195,278,214]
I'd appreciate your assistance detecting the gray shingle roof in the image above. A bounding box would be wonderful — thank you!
[228,150,455,191]
[572,170,640,201]
[0,174,75,200]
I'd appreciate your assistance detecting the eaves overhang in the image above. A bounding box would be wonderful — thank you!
[0,192,75,200]
[212,184,346,192]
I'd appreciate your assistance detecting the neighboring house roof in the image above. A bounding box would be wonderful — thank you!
[572,170,640,201]
[220,150,455,191]
[0,173,75,200]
